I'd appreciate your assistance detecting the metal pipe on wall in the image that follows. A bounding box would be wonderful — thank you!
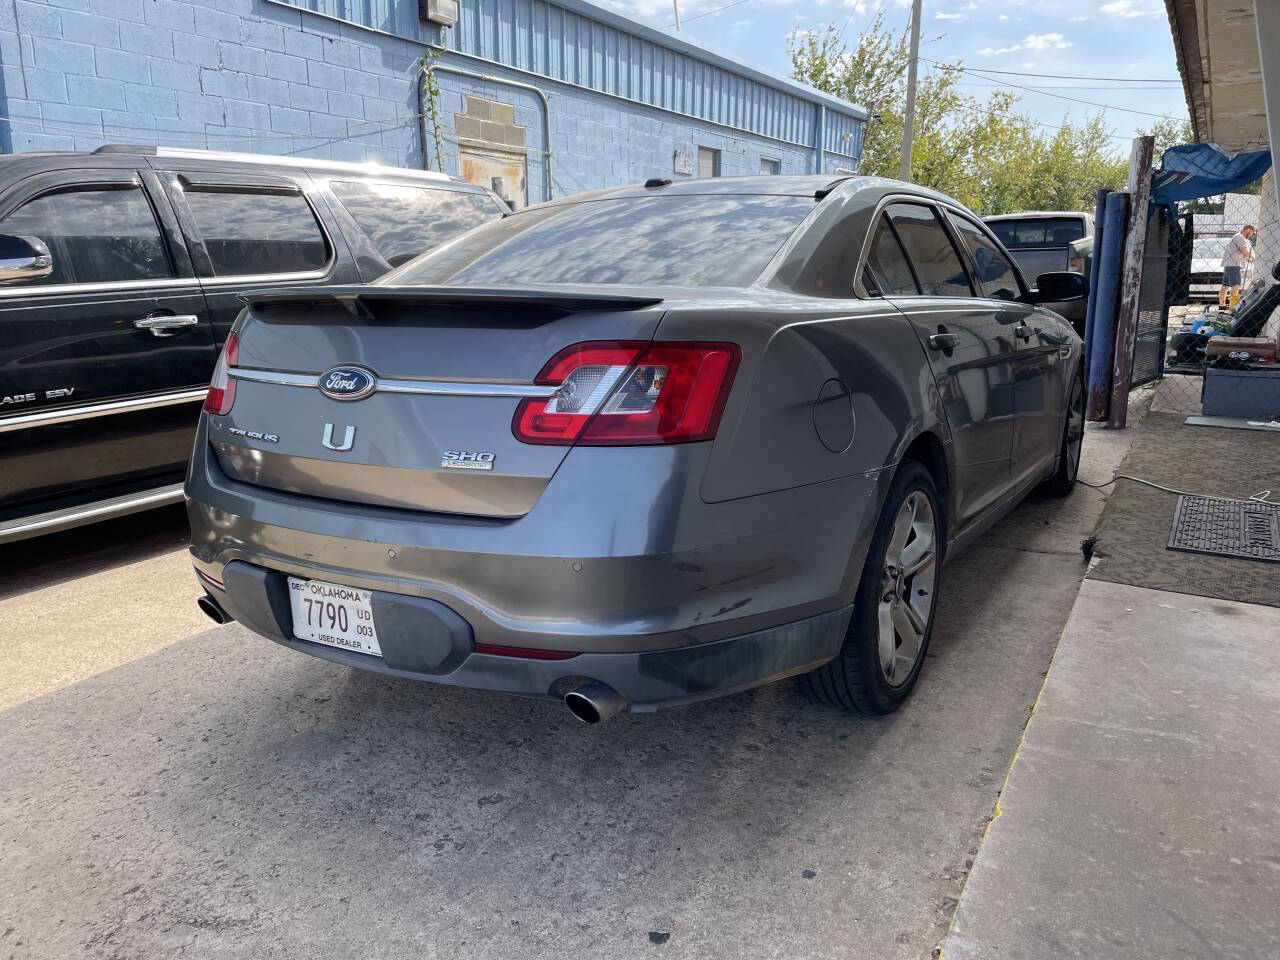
[418,57,555,204]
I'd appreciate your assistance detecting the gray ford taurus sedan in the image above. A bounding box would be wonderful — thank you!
[185,175,1085,722]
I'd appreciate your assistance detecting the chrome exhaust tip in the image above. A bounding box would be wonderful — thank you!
[564,680,628,725]
[197,593,233,625]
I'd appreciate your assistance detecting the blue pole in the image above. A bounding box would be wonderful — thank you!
[1083,188,1108,378]
[1086,190,1129,422]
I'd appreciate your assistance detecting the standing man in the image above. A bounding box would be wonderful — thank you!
[1220,223,1256,309]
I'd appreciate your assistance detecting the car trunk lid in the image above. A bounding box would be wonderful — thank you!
[210,286,666,518]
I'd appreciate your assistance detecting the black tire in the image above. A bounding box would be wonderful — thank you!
[1041,365,1085,499]
[804,459,943,715]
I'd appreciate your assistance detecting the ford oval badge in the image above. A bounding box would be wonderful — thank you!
[318,365,376,401]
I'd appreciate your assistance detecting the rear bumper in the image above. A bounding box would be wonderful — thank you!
[199,560,853,712]
[185,417,889,704]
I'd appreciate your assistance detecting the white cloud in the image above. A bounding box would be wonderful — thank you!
[1099,0,1163,17]
[935,10,965,20]
[1023,32,1072,50]
[997,13,1009,19]
[1067,14,1092,20]
[980,43,1023,55]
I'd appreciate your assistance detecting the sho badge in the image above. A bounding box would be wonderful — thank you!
[441,450,495,471]
[322,423,356,451]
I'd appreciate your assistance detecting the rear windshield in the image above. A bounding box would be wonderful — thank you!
[987,217,1085,247]
[381,194,816,288]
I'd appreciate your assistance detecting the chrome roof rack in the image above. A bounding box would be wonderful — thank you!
[92,145,452,181]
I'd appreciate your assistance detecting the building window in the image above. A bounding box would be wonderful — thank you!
[697,146,721,178]
[760,157,781,176]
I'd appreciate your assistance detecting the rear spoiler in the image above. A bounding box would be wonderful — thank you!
[239,285,664,318]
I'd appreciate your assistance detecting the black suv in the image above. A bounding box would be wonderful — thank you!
[0,145,507,544]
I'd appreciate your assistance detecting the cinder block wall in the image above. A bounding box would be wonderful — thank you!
[0,0,852,201]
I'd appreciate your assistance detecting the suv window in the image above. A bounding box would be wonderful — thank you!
[885,203,972,297]
[330,181,498,268]
[0,185,170,286]
[861,214,920,296]
[950,215,1021,301]
[184,188,328,277]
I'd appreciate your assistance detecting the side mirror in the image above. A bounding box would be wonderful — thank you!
[0,234,53,284]
[1032,271,1087,303]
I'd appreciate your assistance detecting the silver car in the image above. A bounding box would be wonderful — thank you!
[185,176,1085,722]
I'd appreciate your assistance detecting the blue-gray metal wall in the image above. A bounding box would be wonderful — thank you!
[0,0,865,201]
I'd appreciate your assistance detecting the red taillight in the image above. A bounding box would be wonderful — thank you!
[512,340,740,446]
[203,332,239,416]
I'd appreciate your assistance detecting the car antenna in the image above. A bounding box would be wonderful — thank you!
[644,178,673,188]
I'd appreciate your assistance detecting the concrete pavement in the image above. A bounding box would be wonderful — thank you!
[943,580,1280,958]
[0,429,1132,960]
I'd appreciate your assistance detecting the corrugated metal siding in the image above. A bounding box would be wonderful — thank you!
[273,0,862,153]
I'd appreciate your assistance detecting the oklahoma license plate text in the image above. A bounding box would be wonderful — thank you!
[287,577,382,657]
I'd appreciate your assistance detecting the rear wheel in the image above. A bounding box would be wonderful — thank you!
[805,460,942,714]
[1041,365,1084,498]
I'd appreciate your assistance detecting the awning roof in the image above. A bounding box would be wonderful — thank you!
[1164,0,1267,151]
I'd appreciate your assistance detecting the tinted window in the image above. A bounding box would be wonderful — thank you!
[861,214,919,296]
[0,186,170,286]
[385,195,815,289]
[331,181,499,268]
[987,217,1085,247]
[950,215,1021,301]
[886,203,972,297]
[185,189,328,276]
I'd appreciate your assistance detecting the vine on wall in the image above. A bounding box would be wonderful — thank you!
[418,41,447,173]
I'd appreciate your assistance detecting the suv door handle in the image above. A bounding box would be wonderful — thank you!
[927,332,961,351]
[134,313,200,338]
[1014,322,1035,341]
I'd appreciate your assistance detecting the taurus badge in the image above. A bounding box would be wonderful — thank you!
[322,423,355,451]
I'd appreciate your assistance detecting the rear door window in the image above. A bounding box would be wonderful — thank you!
[885,203,973,297]
[330,181,500,267]
[861,214,920,296]
[987,217,1085,247]
[183,188,328,277]
[0,185,171,286]
[949,214,1022,301]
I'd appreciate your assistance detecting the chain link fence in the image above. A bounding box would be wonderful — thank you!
[1127,167,1280,421]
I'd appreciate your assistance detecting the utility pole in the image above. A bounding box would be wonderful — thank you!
[672,0,681,30]
[900,0,922,181]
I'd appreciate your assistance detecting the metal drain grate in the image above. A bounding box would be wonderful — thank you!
[1168,496,1280,564]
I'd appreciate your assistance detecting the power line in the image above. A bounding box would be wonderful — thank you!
[955,81,1187,92]
[667,0,750,26]
[924,58,1184,120]
[927,62,1181,83]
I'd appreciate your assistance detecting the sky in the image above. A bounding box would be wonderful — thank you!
[595,0,1189,152]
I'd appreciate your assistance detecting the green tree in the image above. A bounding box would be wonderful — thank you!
[788,18,1131,213]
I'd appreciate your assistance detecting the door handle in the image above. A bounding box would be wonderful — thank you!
[928,332,961,351]
[1014,322,1035,341]
[135,313,200,338]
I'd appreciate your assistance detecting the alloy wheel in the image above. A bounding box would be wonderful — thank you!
[877,490,937,687]
[1066,375,1085,480]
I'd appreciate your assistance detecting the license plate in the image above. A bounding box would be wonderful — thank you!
[287,577,382,657]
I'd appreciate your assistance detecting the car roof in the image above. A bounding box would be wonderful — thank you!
[984,211,1090,220]
[0,146,488,192]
